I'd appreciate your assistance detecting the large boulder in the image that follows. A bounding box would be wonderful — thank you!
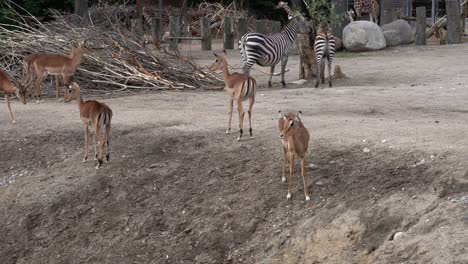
[384,30,402,46]
[381,19,414,44]
[342,21,386,51]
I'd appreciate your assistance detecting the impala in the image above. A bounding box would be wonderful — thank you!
[278,111,310,201]
[210,50,256,141]
[65,82,112,169]
[0,70,27,123]
[23,40,92,102]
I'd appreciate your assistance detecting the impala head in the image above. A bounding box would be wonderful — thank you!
[64,82,81,103]
[72,39,94,54]
[15,81,28,104]
[209,50,228,72]
[278,110,302,139]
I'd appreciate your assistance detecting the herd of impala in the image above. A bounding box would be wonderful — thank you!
[0,39,311,201]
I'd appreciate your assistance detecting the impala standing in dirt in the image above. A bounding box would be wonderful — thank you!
[210,50,256,141]
[0,70,28,123]
[23,40,92,102]
[278,111,311,201]
[65,82,112,169]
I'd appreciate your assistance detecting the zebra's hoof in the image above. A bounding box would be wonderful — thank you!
[268,82,272,88]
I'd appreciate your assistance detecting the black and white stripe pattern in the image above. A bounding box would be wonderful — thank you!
[314,31,336,88]
[238,19,300,87]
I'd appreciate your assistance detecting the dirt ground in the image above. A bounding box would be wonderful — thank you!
[1,42,468,264]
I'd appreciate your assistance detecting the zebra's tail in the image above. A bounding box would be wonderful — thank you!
[238,34,248,72]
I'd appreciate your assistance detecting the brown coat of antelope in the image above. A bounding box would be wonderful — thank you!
[278,111,311,201]
[0,70,28,123]
[65,82,112,169]
[23,40,93,102]
[210,50,256,141]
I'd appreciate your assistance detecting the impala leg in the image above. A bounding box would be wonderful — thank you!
[237,99,245,141]
[33,72,45,102]
[281,147,287,182]
[105,117,111,162]
[226,97,233,134]
[5,94,15,123]
[268,65,275,88]
[95,123,104,169]
[55,76,60,99]
[287,154,294,200]
[93,125,98,161]
[301,158,310,201]
[248,93,254,137]
[83,123,89,163]
[63,75,71,97]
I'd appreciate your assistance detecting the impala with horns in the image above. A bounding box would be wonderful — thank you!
[278,111,311,201]
[23,40,93,102]
[65,82,112,169]
[0,70,28,123]
[210,50,256,141]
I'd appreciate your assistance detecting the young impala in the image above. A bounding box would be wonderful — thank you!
[65,82,112,169]
[210,50,256,141]
[23,40,92,102]
[0,70,28,123]
[278,111,311,201]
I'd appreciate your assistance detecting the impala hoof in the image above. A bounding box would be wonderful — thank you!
[12,120,16,124]
[94,154,98,161]
[305,195,310,201]
[286,193,291,200]
[106,154,110,162]
[226,129,230,134]
[249,128,253,136]
[83,157,88,163]
[282,176,286,182]
[95,159,103,169]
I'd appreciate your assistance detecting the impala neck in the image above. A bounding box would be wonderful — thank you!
[71,49,85,68]
[220,62,231,82]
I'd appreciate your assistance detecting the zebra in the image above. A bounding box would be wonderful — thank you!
[314,22,336,88]
[238,1,303,87]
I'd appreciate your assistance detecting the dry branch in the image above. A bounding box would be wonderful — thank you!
[0,1,222,96]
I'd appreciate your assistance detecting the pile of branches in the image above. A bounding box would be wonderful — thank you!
[0,2,222,95]
[142,1,248,38]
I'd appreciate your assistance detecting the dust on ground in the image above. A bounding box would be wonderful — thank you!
[0,42,468,264]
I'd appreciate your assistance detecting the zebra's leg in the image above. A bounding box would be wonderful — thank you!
[281,56,288,87]
[328,58,333,87]
[321,60,325,84]
[315,59,321,88]
[268,65,275,88]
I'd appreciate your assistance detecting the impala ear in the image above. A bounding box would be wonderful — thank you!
[295,111,302,121]
[213,52,218,57]
[278,111,286,120]
[222,49,227,55]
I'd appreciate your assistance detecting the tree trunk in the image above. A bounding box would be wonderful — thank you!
[74,0,88,17]
[296,33,317,79]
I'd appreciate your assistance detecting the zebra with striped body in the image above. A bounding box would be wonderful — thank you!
[239,1,302,87]
[314,22,336,88]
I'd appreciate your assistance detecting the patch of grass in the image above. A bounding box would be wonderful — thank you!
[335,51,370,58]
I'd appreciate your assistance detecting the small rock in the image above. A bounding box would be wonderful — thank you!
[392,231,406,240]
[329,160,337,164]
[435,120,439,123]
[413,159,425,167]
[309,163,318,169]
[363,148,370,153]
[149,163,158,169]
[291,79,308,85]
[315,180,324,186]
[412,195,417,199]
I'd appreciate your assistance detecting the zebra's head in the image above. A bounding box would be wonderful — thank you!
[209,50,228,72]
[275,1,294,20]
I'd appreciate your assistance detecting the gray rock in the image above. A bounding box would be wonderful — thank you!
[343,21,386,51]
[381,19,414,44]
[384,30,402,46]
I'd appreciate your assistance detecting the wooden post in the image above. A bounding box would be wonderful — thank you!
[296,33,317,79]
[256,19,268,34]
[415,6,427,45]
[224,17,234,49]
[432,0,437,24]
[238,18,249,40]
[169,16,179,51]
[272,21,281,33]
[201,17,211,50]
[446,0,462,44]
[158,0,163,40]
[407,0,413,16]
[152,18,160,42]
[74,0,88,17]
